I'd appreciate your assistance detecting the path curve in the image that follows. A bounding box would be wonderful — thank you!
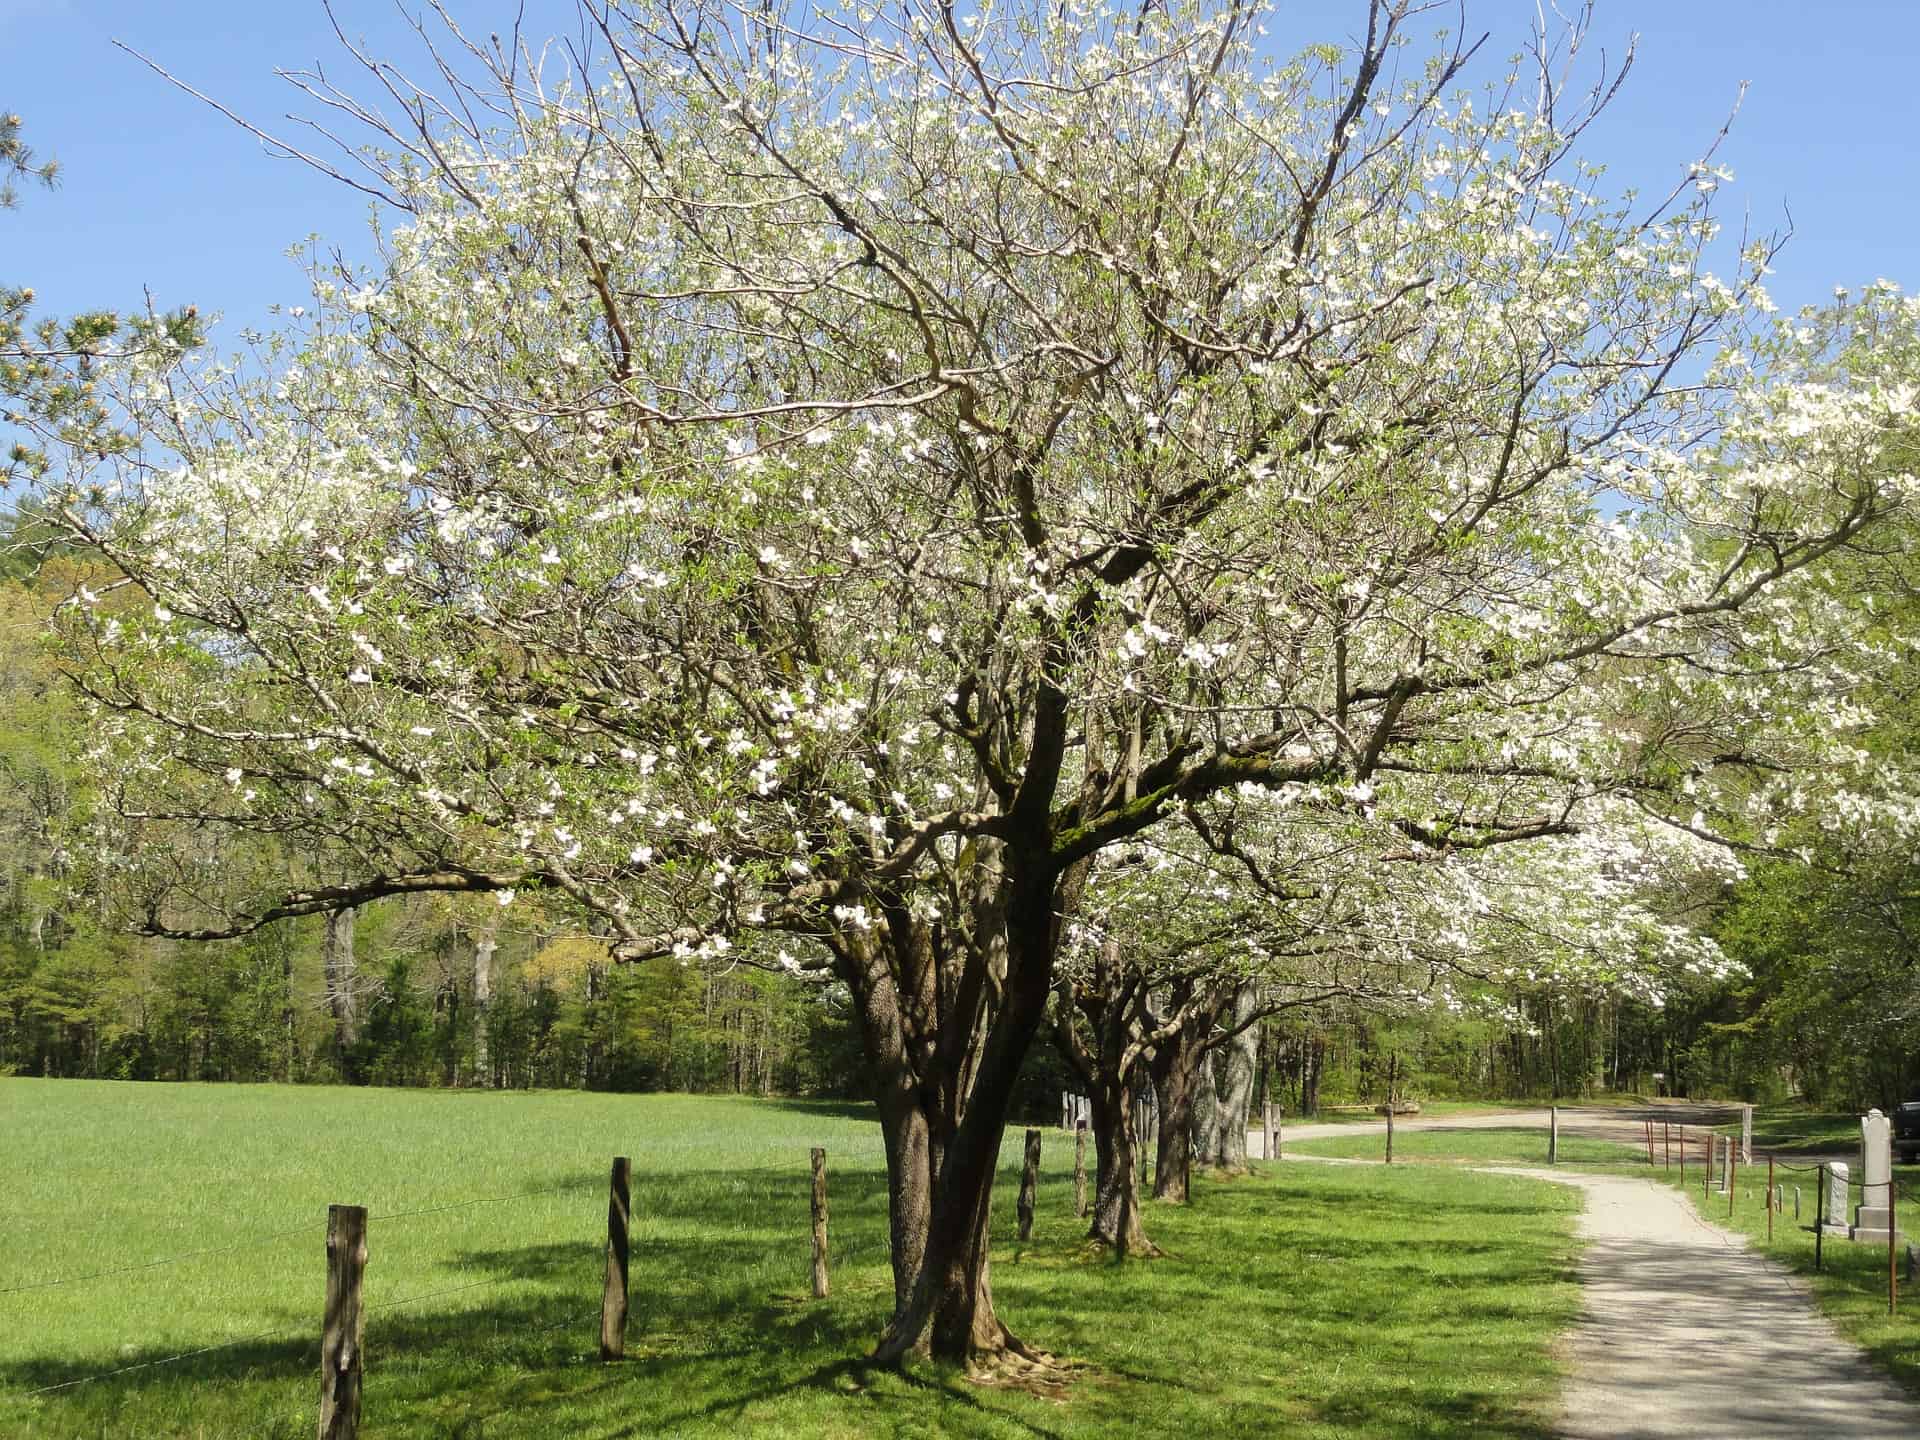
[1496,1167,1920,1439]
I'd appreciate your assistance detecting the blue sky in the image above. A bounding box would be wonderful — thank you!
[3,1,1918,338]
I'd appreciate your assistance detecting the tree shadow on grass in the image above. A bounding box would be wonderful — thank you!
[4,1160,1575,1439]
[745,1096,878,1125]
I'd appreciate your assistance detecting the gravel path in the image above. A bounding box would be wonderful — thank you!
[1501,1167,1920,1438]
[1251,1109,1920,1435]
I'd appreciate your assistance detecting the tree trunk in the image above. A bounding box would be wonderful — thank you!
[582,961,602,1089]
[845,869,1063,1370]
[1150,1014,1210,1204]
[1086,1070,1158,1255]
[1192,1048,1219,1164]
[868,1031,1043,1365]
[1303,1033,1323,1116]
[471,917,497,1088]
[1210,984,1258,1171]
[323,907,359,1066]
[280,941,296,1083]
[1049,938,1163,1253]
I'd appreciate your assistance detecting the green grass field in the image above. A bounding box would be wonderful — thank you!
[2,1080,1586,1438]
[1287,1128,1644,1168]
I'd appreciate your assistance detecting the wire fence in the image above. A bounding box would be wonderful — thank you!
[0,1220,321,1297]
[17,1320,313,1399]
[0,1179,605,1300]
[7,1112,1915,1420]
[1595,1114,1920,1318]
[0,1130,897,1428]
[1,1124,936,1421]
[1349,1106,1920,1288]
[0,1172,616,1416]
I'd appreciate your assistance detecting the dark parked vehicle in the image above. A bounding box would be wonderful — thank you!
[1897,1098,1920,1164]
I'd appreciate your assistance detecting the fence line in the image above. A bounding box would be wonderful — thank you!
[2,1181,616,1299]
[15,1320,310,1398]
[0,1221,320,1297]
[368,1275,516,1316]
[3,1143,873,1425]
[371,1183,593,1224]
[16,1119,1887,1419]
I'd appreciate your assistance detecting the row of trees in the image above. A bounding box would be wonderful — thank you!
[8,0,1920,1368]
[0,890,858,1094]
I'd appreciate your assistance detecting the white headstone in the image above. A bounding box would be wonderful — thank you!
[1826,1162,1850,1230]
[1862,1109,1893,1201]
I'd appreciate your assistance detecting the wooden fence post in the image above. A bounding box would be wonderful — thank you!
[1263,1102,1275,1162]
[1548,1106,1558,1166]
[1889,1178,1897,1317]
[319,1204,368,1440]
[1645,1119,1655,1166]
[1728,1143,1737,1219]
[1679,1125,1686,1184]
[1384,1055,1399,1165]
[1074,1120,1088,1218]
[1019,1129,1042,1241]
[1815,1164,1826,1272]
[601,1157,631,1361]
[810,1147,830,1299]
[1767,1157,1774,1243]
[1664,1121,1671,1170]
[1276,1105,1284,1161]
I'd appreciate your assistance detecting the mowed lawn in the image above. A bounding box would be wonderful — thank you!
[2,1081,1583,1438]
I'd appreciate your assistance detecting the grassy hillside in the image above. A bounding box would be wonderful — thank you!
[1,1080,1583,1438]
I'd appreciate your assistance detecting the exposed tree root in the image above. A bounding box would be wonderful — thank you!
[1080,1233,1166,1260]
[867,1324,1085,1398]
[962,1333,1084,1396]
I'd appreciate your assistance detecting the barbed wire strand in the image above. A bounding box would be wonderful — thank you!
[9,1320,309,1399]
[10,1280,599,1403]
[0,1222,319,1298]
[367,1275,514,1315]
[5,1178,614,1298]
[370,1182,593,1224]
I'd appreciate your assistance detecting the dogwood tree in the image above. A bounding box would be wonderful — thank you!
[31,0,1920,1365]
[1054,793,1741,1250]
